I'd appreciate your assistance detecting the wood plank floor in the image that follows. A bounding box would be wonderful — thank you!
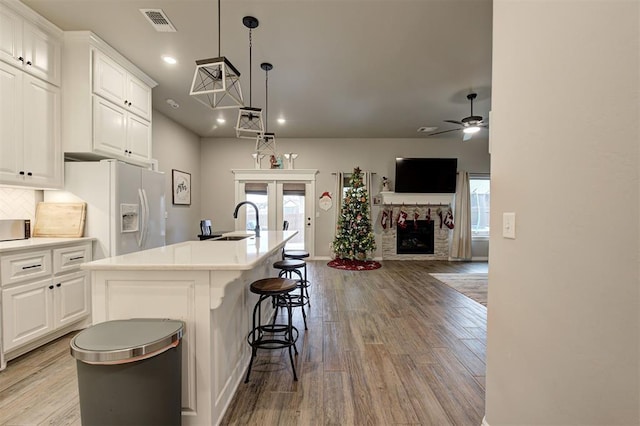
[0,260,487,425]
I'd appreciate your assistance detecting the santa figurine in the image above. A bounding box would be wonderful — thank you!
[319,191,333,211]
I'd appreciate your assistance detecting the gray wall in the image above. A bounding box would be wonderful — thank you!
[200,136,490,257]
[152,111,202,244]
[486,1,639,424]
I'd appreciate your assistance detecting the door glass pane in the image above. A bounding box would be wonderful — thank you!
[283,194,304,249]
[245,193,268,232]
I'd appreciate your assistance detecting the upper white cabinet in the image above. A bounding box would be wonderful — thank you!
[0,1,61,86]
[62,32,157,166]
[93,51,151,121]
[0,1,62,189]
[0,57,62,188]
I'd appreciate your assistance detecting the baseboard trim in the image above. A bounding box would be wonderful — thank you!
[482,415,490,426]
[472,256,489,261]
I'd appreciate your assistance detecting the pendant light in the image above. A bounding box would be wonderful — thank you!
[235,16,265,139]
[190,0,243,110]
[255,62,277,156]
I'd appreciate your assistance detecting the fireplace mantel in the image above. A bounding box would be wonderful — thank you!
[380,192,453,205]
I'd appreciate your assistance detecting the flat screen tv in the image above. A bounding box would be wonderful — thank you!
[394,158,457,193]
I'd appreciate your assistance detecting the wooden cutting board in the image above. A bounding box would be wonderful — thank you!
[33,202,86,238]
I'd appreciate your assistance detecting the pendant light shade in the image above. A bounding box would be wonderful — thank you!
[190,57,243,110]
[255,62,277,156]
[190,0,244,110]
[236,16,264,139]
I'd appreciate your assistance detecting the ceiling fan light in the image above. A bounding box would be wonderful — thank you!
[463,126,481,134]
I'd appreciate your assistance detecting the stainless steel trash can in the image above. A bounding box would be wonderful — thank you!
[70,318,184,426]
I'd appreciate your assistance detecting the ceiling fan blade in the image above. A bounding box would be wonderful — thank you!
[426,128,462,137]
[444,120,464,126]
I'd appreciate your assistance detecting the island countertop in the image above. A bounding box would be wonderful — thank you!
[81,230,297,271]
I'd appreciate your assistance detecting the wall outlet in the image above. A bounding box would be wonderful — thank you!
[503,212,516,239]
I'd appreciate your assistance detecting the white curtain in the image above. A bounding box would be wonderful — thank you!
[450,171,472,260]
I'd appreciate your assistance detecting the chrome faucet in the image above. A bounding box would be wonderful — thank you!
[233,201,260,238]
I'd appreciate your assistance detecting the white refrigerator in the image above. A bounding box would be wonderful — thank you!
[45,159,166,259]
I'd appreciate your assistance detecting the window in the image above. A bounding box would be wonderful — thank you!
[244,183,268,231]
[470,176,490,238]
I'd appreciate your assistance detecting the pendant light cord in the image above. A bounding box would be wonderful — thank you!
[264,67,269,132]
[249,28,253,107]
[217,0,221,56]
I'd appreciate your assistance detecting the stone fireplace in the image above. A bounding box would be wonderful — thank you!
[379,193,453,260]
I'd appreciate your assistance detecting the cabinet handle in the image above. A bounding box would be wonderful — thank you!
[17,56,24,62]
[56,283,61,288]
[27,172,32,176]
[22,264,42,270]
[48,285,54,290]
[128,102,132,106]
[19,171,25,175]
[124,100,128,105]
[70,256,84,261]
[26,60,32,66]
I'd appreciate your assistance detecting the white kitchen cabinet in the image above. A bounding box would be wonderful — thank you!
[0,241,91,363]
[93,95,151,162]
[0,1,61,86]
[62,32,157,166]
[2,277,53,351]
[93,50,151,121]
[0,60,62,188]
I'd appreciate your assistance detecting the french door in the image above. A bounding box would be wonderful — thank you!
[233,169,317,256]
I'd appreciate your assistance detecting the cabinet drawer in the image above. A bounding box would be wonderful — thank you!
[1,250,52,286]
[53,243,91,274]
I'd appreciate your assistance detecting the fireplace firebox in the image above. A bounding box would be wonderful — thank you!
[397,220,434,254]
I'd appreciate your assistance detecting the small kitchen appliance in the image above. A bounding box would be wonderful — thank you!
[0,219,30,242]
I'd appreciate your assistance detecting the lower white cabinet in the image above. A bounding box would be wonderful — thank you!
[0,241,91,357]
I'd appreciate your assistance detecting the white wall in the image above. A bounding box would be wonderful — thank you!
[200,136,490,257]
[152,111,202,244]
[486,1,639,424]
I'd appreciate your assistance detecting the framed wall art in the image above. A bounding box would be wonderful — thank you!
[172,169,191,205]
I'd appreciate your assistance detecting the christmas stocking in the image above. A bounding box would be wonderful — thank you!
[437,207,443,229]
[444,208,455,229]
[426,208,431,223]
[413,209,420,229]
[381,209,389,229]
[397,209,408,228]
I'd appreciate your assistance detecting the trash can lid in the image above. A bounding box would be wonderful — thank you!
[70,319,184,364]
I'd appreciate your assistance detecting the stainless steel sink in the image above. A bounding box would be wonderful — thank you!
[210,235,252,241]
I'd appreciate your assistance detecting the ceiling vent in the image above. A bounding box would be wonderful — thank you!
[140,9,177,32]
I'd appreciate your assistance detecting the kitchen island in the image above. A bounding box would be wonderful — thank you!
[82,230,296,426]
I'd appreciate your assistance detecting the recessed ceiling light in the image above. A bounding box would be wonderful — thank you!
[166,98,179,108]
[216,118,226,124]
[162,55,177,65]
[277,118,286,124]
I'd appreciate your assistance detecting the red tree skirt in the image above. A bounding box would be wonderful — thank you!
[327,258,382,271]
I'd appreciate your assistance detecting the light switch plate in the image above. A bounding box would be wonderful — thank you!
[503,212,516,239]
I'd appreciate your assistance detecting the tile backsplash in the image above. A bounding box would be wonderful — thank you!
[0,188,42,229]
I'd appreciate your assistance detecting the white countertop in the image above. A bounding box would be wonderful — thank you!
[81,231,297,271]
[0,237,94,253]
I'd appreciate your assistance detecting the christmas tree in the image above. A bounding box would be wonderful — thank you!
[332,167,376,260]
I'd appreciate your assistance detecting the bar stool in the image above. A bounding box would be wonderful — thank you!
[245,277,299,383]
[273,259,309,330]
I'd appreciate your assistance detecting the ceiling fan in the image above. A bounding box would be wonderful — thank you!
[427,93,488,141]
